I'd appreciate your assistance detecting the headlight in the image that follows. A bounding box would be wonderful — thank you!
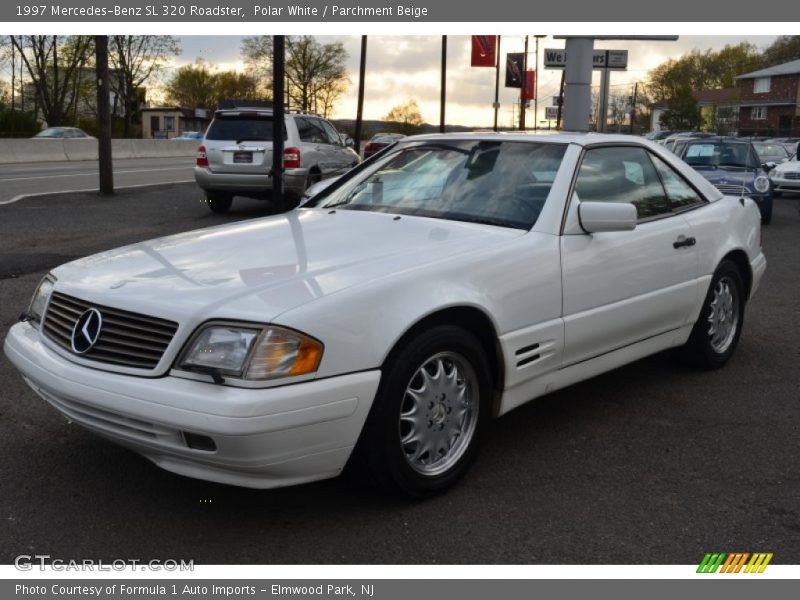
[27,274,56,323]
[754,175,770,193]
[768,169,777,178]
[179,323,323,381]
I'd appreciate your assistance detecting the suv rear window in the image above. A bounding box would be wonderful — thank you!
[205,113,286,142]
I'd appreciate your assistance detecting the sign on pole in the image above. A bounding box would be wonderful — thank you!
[522,71,536,101]
[505,52,524,87]
[471,35,497,67]
[543,48,628,70]
[545,106,559,120]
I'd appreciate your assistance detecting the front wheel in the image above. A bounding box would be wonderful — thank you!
[351,325,492,498]
[678,260,745,369]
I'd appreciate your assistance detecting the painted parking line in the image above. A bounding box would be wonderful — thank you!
[0,166,192,183]
[0,180,195,206]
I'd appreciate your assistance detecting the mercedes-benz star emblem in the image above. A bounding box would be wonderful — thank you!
[71,308,103,354]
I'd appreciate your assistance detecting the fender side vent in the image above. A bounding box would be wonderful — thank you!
[517,354,541,367]
[515,343,540,356]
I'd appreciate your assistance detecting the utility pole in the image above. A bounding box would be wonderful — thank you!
[95,36,113,195]
[533,35,545,131]
[493,35,501,132]
[556,70,565,130]
[11,43,15,112]
[440,35,447,133]
[629,81,638,134]
[354,35,367,154]
[519,35,528,130]
[272,35,285,211]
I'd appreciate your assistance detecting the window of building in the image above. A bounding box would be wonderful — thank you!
[164,116,175,131]
[753,77,771,93]
[751,106,767,120]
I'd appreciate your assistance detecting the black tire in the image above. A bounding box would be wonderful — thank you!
[350,325,492,498]
[205,192,233,214]
[678,259,746,369]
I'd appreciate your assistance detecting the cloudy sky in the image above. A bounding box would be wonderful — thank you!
[17,35,776,127]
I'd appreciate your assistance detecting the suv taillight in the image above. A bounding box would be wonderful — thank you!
[283,147,301,169]
[196,145,208,167]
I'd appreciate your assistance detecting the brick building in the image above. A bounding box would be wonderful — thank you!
[736,59,800,136]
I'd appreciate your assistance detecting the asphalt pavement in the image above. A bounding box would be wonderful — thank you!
[0,184,798,564]
[0,157,195,205]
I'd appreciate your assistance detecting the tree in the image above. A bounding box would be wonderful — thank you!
[110,35,180,136]
[164,62,260,112]
[164,62,219,110]
[9,35,94,126]
[761,36,800,67]
[241,35,349,116]
[659,89,701,131]
[647,43,761,104]
[383,99,424,134]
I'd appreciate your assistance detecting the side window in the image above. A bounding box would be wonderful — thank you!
[574,146,672,221]
[319,120,341,146]
[650,153,706,211]
[295,118,316,143]
[673,141,687,157]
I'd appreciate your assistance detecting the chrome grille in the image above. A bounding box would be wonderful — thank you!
[42,292,178,370]
[783,172,800,180]
[714,184,747,196]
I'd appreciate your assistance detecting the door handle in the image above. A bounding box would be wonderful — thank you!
[673,236,696,249]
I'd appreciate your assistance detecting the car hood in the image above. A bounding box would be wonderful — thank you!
[774,160,800,173]
[52,209,523,324]
[693,166,756,185]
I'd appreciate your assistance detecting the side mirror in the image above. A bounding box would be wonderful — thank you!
[762,161,776,171]
[578,201,638,233]
[345,137,355,148]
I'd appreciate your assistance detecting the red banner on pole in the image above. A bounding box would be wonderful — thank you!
[471,36,497,67]
[521,70,536,100]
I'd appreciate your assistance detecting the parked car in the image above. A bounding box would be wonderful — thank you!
[172,131,204,141]
[764,137,800,156]
[4,133,765,498]
[32,127,95,139]
[363,133,406,158]
[662,131,715,153]
[752,142,790,164]
[675,136,774,224]
[643,130,674,143]
[768,153,800,196]
[194,108,361,213]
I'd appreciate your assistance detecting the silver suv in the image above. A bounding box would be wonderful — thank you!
[194,108,361,213]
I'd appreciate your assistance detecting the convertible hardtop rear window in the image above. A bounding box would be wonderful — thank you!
[305,140,568,230]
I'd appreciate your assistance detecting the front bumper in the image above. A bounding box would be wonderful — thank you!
[193,167,309,196]
[770,176,800,192]
[4,322,381,489]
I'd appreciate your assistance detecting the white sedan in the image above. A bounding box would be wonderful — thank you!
[4,133,766,498]
[769,153,800,195]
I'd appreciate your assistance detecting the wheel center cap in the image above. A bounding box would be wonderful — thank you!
[431,402,447,424]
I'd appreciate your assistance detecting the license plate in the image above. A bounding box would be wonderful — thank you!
[233,151,252,164]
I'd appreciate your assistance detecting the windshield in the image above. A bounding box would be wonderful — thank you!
[754,143,788,161]
[35,128,64,138]
[304,140,567,230]
[205,114,285,142]
[683,141,757,169]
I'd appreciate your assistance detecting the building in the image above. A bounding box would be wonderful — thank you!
[736,59,800,136]
[140,107,212,139]
[692,88,739,135]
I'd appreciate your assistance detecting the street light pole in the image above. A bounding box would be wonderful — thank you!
[533,35,545,131]
[519,35,528,130]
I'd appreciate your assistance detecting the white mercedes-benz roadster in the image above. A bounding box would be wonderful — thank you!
[4,133,766,497]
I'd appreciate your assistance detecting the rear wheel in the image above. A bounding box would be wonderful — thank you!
[351,325,492,498]
[678,260,745,369]
[205,192,233,214]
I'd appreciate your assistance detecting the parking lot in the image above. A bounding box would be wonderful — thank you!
[0,183,798,565]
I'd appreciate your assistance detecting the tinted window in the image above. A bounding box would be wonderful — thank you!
[206,114,286,142]
[575,146,672,220]
[319,120,341,145]
[650,154,705,211]
[306,140,567,230]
